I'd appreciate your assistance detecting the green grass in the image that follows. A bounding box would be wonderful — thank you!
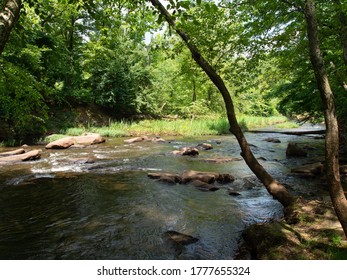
[42,115,293,141]
[275,121,300,129]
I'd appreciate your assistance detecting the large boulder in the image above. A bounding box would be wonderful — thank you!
[45,137,75,149]
[46,133,105,149]
[0,150,41,163]
[73,133,105,145]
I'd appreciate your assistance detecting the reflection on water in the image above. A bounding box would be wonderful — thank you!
[0,132,329,259]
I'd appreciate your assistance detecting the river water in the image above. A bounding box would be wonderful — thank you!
[0,129,333,259]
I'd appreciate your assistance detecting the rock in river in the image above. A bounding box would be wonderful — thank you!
[46,133,105,149]
[0,150,41,163]
[0,148,25,157]
[163,230,199,246]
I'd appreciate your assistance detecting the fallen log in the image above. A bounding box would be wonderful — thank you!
[249,129,326,136]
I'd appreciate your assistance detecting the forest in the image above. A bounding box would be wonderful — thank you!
[1,0,345,141]
[1,0,347,260]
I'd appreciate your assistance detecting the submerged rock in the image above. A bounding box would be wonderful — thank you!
[190,180,220,191]
[147,172,182,184]
[67,157,95,164]
[163,230,199,246]
[264,137,281,143]
[228,190,241,196]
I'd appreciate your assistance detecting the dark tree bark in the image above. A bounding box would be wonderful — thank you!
[0,0,21,55]
[304,0,347,237]
[149,0,294,208]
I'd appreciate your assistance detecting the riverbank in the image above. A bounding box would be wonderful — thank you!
[237,197,347,259]
[40,115,294,143]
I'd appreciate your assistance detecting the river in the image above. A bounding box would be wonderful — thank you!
[0,129,335,259]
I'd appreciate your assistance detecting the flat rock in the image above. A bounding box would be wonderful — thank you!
[0,148,25,157]
[0,150,41,163]
[124,136,149,143]
[73,133,105,145]
[46,134,105,149]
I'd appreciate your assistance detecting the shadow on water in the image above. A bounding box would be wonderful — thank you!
[0,131,330,259]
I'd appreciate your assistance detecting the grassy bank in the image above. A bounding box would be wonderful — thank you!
[45,115,294,140]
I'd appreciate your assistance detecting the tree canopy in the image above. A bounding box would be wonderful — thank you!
[0,0,346,140]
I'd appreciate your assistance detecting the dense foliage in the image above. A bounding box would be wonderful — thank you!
[0,0,346,141]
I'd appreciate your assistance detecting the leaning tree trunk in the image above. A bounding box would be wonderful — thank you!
[0,0,21,55]
[149,0,294,208]
[305,0,347,237]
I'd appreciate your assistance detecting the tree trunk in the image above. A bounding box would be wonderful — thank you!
[0,0,21,55]
[149,0,294,208]
[305,0,347,237]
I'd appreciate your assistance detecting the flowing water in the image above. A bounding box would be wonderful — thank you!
[0,129,333,259]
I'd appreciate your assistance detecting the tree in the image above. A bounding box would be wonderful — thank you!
[149,0,295,208]
[304,0,347,236]
[0,0,21,55]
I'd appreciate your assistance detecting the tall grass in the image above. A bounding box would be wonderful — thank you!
[46,114,293,140]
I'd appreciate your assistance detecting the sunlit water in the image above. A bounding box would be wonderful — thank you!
[0,129,333,259]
